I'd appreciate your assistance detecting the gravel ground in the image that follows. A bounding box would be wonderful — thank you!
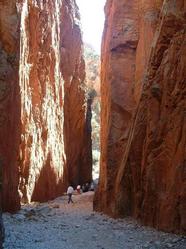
[3,192,186,249]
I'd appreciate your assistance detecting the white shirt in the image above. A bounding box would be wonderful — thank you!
[67,186,74,194]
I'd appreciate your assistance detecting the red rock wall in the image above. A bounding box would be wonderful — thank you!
[62,2,92,187]
[134,0,163,103]
[0,0,92,211]
[96,0,139,215]
[95,0,186,234]
[0,0,21,212]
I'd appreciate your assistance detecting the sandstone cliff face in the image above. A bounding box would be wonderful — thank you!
[95,0,186,234]
[96,0,139,214]
[0,0,21,212]
[0,0,92,211]
[62,7,92,187]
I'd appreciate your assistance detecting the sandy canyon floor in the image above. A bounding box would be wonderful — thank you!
[3,192,186,249]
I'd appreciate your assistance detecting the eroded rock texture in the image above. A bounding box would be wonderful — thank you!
[95,0,186,234]
[0,0,92,211]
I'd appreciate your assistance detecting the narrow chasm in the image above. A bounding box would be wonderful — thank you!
[84,43,101,182]
[0,0,186,249]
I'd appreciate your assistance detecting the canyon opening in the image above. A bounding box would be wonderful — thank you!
[76,0,106,182]
[0,0,186,249]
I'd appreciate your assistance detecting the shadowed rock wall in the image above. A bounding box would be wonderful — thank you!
[0,0,92,211]
[96,0,139,215]
[95,0,186,234]
[0,159,4,248]
[0,0,21,212]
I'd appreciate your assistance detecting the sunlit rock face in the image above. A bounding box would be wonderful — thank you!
[0,0,92,211]
[62,3,92,187]
[95,0,186,234]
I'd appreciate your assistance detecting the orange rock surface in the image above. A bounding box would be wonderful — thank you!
[95,0,186,234]
[0,0,92,211]
[95,0,139,215]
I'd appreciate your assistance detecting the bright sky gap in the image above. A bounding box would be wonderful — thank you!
[76,0,106,54]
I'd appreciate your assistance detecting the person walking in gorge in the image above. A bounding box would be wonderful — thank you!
[67,185,74,204]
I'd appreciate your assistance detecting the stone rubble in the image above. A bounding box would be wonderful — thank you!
[3,193,186,249]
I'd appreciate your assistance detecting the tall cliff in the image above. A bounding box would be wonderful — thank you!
[0,0,21,212]
[0,0,92,212]
[95,0,186,234]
